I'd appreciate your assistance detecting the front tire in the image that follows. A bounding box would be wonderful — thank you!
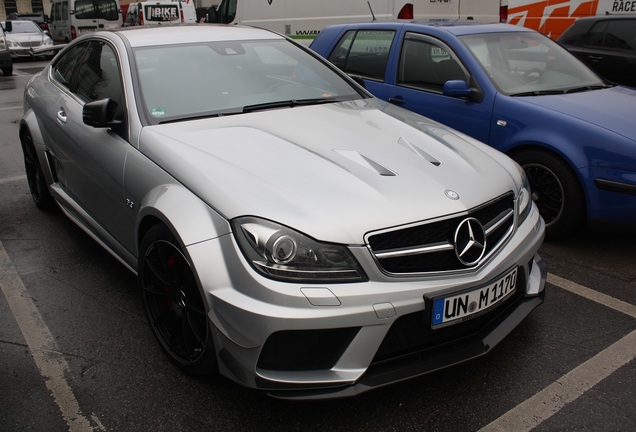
[2,64,12,76]
[21,130,54,210]
[514,149,585,240]
[139,225,217,375]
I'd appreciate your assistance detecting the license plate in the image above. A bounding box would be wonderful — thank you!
[432,267,518,328]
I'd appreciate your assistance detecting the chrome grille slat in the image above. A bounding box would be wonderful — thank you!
[374,242,454,259]
[367,193,515,275]
[485,209,514,235]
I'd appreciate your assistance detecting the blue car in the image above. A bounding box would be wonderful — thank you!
[311,22,636,239]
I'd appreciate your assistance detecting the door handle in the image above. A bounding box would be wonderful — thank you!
[587,55,604,62]
[389,96,405,105]
[56,108,67,124]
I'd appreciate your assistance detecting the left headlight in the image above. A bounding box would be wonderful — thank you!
[7,39,20,48]
[515,162,533,225]
[233,216,367,283]
[42,38,53,46]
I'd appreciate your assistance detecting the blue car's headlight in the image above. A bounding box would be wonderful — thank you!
[233,216,367,283]
[516,162,533,225]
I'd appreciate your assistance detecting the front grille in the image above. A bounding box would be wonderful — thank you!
[19,41,41,48]
[367,193,515,275]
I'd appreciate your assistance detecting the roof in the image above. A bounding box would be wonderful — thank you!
[111,24,286,48]
[321,20,534,36]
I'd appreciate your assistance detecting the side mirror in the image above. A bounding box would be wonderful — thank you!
[83,99,123,129]
[442,80,471,97]
[4,21,12,32]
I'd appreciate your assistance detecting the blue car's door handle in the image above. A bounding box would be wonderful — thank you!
[389,96,405,105]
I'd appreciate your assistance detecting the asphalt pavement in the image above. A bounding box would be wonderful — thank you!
[0,59,634,432]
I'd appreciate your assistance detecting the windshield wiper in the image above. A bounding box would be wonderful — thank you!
[509,89,567,96]
[242,98,335,113]
[158,110,242,124]
[565,84,611,94]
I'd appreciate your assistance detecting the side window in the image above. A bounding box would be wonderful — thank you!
[75,41,124,119]
[328,30,356,69]
[603,20,636,51]
[398,34,466,91]
[586,22,608,48]
[52,43,88,89]
[328,30,394,81]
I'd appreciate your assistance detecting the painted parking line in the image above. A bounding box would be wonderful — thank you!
[0,240,105,432]
[0,175,26,185]
[480,273,636,432]
[548,273,636,319]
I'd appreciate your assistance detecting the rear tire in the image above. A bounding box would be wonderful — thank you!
[1,64,12,76]
[139,225,218,375]
[514,149,585,240]
[21,130,54,210]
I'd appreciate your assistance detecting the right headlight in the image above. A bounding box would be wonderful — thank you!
[232,216,367,283]
[515,162,533,225]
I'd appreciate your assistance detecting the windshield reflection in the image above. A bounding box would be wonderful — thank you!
[134,40,363,124]
[459,32,606,96]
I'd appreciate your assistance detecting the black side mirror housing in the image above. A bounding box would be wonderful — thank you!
[83,99,123,129]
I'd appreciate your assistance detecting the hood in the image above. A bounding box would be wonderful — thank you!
[140,100,519,244]
[519,86,636,142]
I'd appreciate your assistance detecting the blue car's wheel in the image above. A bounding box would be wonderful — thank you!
[515,150,585,240]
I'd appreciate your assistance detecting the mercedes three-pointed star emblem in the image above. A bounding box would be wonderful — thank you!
[454,217,487,266]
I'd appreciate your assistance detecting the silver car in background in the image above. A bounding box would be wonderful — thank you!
[20,25,546,399]
[2,19,55,58]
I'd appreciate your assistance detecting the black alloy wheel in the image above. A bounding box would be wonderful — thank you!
[515,149,585,240]
[140,225,217,375]
[21,130,53,210]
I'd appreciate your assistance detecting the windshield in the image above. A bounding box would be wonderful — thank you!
[134,39,364,124]
[74,0,120,21]
[5,20,42,33]
[459,31,606,95]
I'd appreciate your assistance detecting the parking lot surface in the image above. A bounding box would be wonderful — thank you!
[1,60,634,432]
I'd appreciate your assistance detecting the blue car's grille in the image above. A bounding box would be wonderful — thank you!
[367,193,515,274]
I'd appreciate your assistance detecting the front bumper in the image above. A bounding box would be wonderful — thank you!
[189,205,546,399]
[9,47,55,58]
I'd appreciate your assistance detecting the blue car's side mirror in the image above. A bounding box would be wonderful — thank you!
[443,80,471,97]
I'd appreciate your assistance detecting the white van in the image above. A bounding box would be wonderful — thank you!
[49,0,123,43]
[507,0,636,40]
[124,0,197,26]
[208,0,506,44]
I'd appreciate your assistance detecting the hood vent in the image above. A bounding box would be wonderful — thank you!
[333,149,396,176]
[398,137,441,166]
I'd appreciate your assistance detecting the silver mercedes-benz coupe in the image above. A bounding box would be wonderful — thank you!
[20,24,546,399]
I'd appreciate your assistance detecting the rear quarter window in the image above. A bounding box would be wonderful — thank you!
[328,30,395,81]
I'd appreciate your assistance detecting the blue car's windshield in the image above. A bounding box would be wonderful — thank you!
[459,31,607,96]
